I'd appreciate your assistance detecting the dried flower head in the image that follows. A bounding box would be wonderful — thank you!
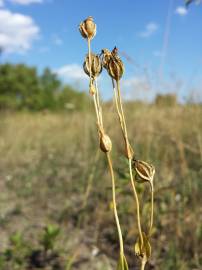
[135,232,151,259]
[79,16,96,40]
[83,53,102,80]
[133,160,155,183]
[100,48,112,69]
[107,47,124,81]
[100,134,112,153]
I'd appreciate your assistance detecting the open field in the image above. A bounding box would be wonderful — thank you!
[0,103,202,270]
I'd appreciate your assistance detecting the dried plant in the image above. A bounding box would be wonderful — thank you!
[79,16,128,270]
[79,16,156,270]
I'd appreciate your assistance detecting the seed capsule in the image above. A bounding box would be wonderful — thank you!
[101,48,112,69]
[100,134,112,153]
[79,16,96,40]
[133,160,155,183]
[83,53,102,80]
[107,47,124,81]
[134,232,151,259]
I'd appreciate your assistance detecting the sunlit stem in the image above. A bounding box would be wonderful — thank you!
[148,182,154,237]
[129,159,144,249]
[115,80,130,152]
[111,79,125,133]
[106,152,125,268]
[87,39,126,269]
[91,94,99,126]
[87,38,101,128]
[87,40,124,267]
[112,78,144,249]
[95,79,103,128]
[140,257,147,270]
[87,38,92,85]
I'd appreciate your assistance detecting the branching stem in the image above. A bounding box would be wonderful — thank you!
[87,39,125,268]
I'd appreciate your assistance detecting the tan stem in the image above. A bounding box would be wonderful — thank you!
[129,159,144,248]
[93,95,100,127]
[111,79,125,133]
[87,38,92,84]
[112,78,143,248]
[116,80,130,148]
[148,183,154,236]
[95,79,103,128]
[87,39,101,128]
[106,152,124,266]
[140,258,147,270]
[87,40,125,267]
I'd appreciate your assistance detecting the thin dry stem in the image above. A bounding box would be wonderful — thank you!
[112,79,125,133]
[87,38,125,267]
[87,38,92,84]
[116,80,130,152]
[93,94,101,126]
[129,159,144,248]
[140,258,147,270]
[106,152,124,266]
[148,183,154,236]
[87,38,101,128]
[95,79,103,127]
[112,78,144,248]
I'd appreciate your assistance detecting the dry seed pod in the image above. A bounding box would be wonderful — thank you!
[83,53,102,80]
[134,232,151,259]
[133,160,155,183]
[100,134,112,153]
[79,16,96,40]
[107,48,124,81]
[101,48,112,69]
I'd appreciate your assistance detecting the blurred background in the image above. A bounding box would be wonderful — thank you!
[0,0,202,269]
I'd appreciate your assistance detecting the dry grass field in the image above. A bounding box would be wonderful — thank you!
[0,103,202,269]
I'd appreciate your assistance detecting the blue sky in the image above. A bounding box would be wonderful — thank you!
[0,0,202,101]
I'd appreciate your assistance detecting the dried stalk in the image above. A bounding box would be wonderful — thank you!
[80,17,156,270]
[114,79,144,249]
[86,36,126,270]
[148,182,154,237]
